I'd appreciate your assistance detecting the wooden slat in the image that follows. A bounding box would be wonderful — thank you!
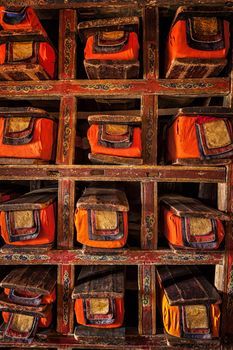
[72,266,124,298]
[0,188,57,211]
[160,195,230,220]
[157,266,221,305]
[0,266,56,295]
[76,187,129,211]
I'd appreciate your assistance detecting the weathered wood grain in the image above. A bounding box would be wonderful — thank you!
[57,179,75,249]
[57,265,75,335]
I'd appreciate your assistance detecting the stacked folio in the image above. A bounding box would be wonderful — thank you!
[78,16,140,79]
[72,266,125,340]
[75,187,129,249]
[157,266,221,346]
[0,188,57,249]
[0,107,57,164]
[0,7,56,80]
[0,266,56,343]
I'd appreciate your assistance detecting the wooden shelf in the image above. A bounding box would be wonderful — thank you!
[0,248,224,265]
[0,2,232,348]
[0,165,226,182]
[3,0,233,9]
[0,330,230,349]
[0,78,229,99]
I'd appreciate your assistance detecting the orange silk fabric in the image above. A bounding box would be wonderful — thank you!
[87,125,142,158]
[0,203,56,246]
[2,309,52,328]
[4,287,56,305]
[84,32,139,61]
[167,116,202,162]
[162,208,225,249]
[166,20,230,73]
[74,209,128,248]
[74,298,124,328]
[161,290,220,338]
[0,118,55,160]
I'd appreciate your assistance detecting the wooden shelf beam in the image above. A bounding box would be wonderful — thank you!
[0,165,226,182]
[0,249,224,265]
[0,78,229,99]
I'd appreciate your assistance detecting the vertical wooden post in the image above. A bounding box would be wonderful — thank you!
[57,179,75,249]
[56,96,77,165]
[220,164,233,339]
[58,9,77,80]
[138,265,156,335]
[143,6,159,79]
[57,265,75,335]
[140,181,157,250]
[56,8,77,339]
[141,95,158,165]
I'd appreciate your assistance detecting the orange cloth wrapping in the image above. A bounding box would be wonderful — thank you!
[0,203,56,246]
[3,288,56,305]
[74,298,124,328]
[161,290,220,338]
[0,7,47,37]
[87,125,142,158]
[162,207,225,249]
[2,309,52,328]
[74,208,128,248]
[0,42,56,79]
[167,116,233,162]
[38,42,56,79]
[166,20,230,73]
[84,32,139,61]
[167,116,203,162]
[0,117,55,160]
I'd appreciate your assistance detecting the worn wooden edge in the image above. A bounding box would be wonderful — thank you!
[0,64,50,81]
[89,153,143,165]
[0,330,225,348]
[160,195,231,220]
[175,106,233,118]
[0,243,54,253]
[2,0,233,8]
[74,326,125,342]
[0,165,226,182]
[0,158,50,165]
[171,158,232,166]
[88,115,142,123]
[165,331,221,348]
